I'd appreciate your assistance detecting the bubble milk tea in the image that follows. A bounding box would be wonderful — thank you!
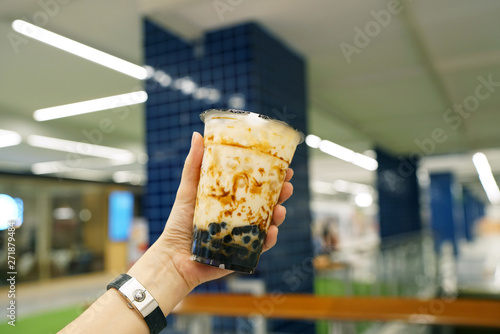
[191,109,303,273]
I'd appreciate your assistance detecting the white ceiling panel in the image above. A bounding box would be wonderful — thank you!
[411,0,500,61]
[318,75,446,122]
[442,67,500,111]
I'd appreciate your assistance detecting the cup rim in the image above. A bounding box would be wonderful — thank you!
[199,108,305,144]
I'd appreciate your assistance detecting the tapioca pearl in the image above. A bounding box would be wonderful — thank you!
[200,230,210,243]
[251,240,261,250]
[241,226,252,234]
[232,227,243,236]
[251,225,259,236]
[211,239,222,250]
[223,235,232,243]
[242,236,251,244]
[209,223,221,236]
[221,222,227,229]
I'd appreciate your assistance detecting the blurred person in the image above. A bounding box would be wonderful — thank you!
[59,132,294,334]
[322,216,339,253]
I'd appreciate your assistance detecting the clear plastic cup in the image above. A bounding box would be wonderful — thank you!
[190,109,304,273]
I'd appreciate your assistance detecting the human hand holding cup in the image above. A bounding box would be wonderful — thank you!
[191,109,304,273]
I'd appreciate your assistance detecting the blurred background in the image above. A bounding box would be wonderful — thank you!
[0,0,499,333]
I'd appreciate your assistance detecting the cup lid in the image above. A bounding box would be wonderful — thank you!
[200,109,305,144]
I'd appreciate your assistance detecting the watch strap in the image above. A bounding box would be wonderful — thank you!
[107,273,167,334]
[107,273,132,291]
[145,308,168,334]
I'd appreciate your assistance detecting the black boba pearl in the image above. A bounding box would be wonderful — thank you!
[251,225,259,236]
[258,230,266,241]
[223,235,233,243]
[251,240,261,250]
[209,223,221,235]
[241,226,252,234]
[211,239,222,250]
[221,222,227,229]
[201,231,210,243]
[232,227,243,236]
[242,236,251,244]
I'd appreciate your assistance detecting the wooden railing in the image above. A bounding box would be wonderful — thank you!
[173,294,500,328]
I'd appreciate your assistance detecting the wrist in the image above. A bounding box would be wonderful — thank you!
[127,243,192,315]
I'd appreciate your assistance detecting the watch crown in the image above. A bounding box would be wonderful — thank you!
[133,289,146,302]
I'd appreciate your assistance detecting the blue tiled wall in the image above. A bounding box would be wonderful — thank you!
[144,20,314,333]
[429,173,459,254]
[375,148,422,238]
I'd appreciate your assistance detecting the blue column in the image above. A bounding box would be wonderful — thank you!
[429,173,458,253]
[144,20,314,333]
[375,148,422,239]
[462,188,485,242]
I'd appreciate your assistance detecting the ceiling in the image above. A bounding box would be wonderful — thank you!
[0,0,499,203]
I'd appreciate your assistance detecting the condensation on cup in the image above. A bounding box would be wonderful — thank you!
[190,109,304,273]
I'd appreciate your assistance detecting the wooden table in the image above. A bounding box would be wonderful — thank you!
[174,294,500,328]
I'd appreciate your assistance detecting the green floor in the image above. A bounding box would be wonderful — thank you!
[314,277,387,334]
[0,305,83,334]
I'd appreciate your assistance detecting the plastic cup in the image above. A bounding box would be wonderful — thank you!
[190,109,304,273]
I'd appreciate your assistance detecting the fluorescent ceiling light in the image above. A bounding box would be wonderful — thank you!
[154,70,172,87]
[33,91,147,121]
[305,134,321,148]
[319,139,355,162]
[333,179,373,195]
[32,161,71,175]
[113,171,146,185]
[307,134,378,171]
[352,153,378,171]
[0,130,22,148]
[31,157,131,175]
[174,77,197,94]
[354,193,373,207]
[27,135,135,163]
[11,20,147,80]
[472,152,500,204]
[31,160,116,182]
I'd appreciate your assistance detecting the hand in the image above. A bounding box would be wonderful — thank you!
[128,132,294,313]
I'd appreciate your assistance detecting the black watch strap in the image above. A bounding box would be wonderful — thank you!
[107,273,132,290]
[144,308,168,334]
[107,273,167,334]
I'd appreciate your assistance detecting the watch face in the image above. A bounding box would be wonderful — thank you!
[133,289,146,302]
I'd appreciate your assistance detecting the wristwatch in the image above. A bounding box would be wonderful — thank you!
[107,273,167,334]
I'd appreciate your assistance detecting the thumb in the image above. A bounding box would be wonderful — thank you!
[172,132,204,209]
